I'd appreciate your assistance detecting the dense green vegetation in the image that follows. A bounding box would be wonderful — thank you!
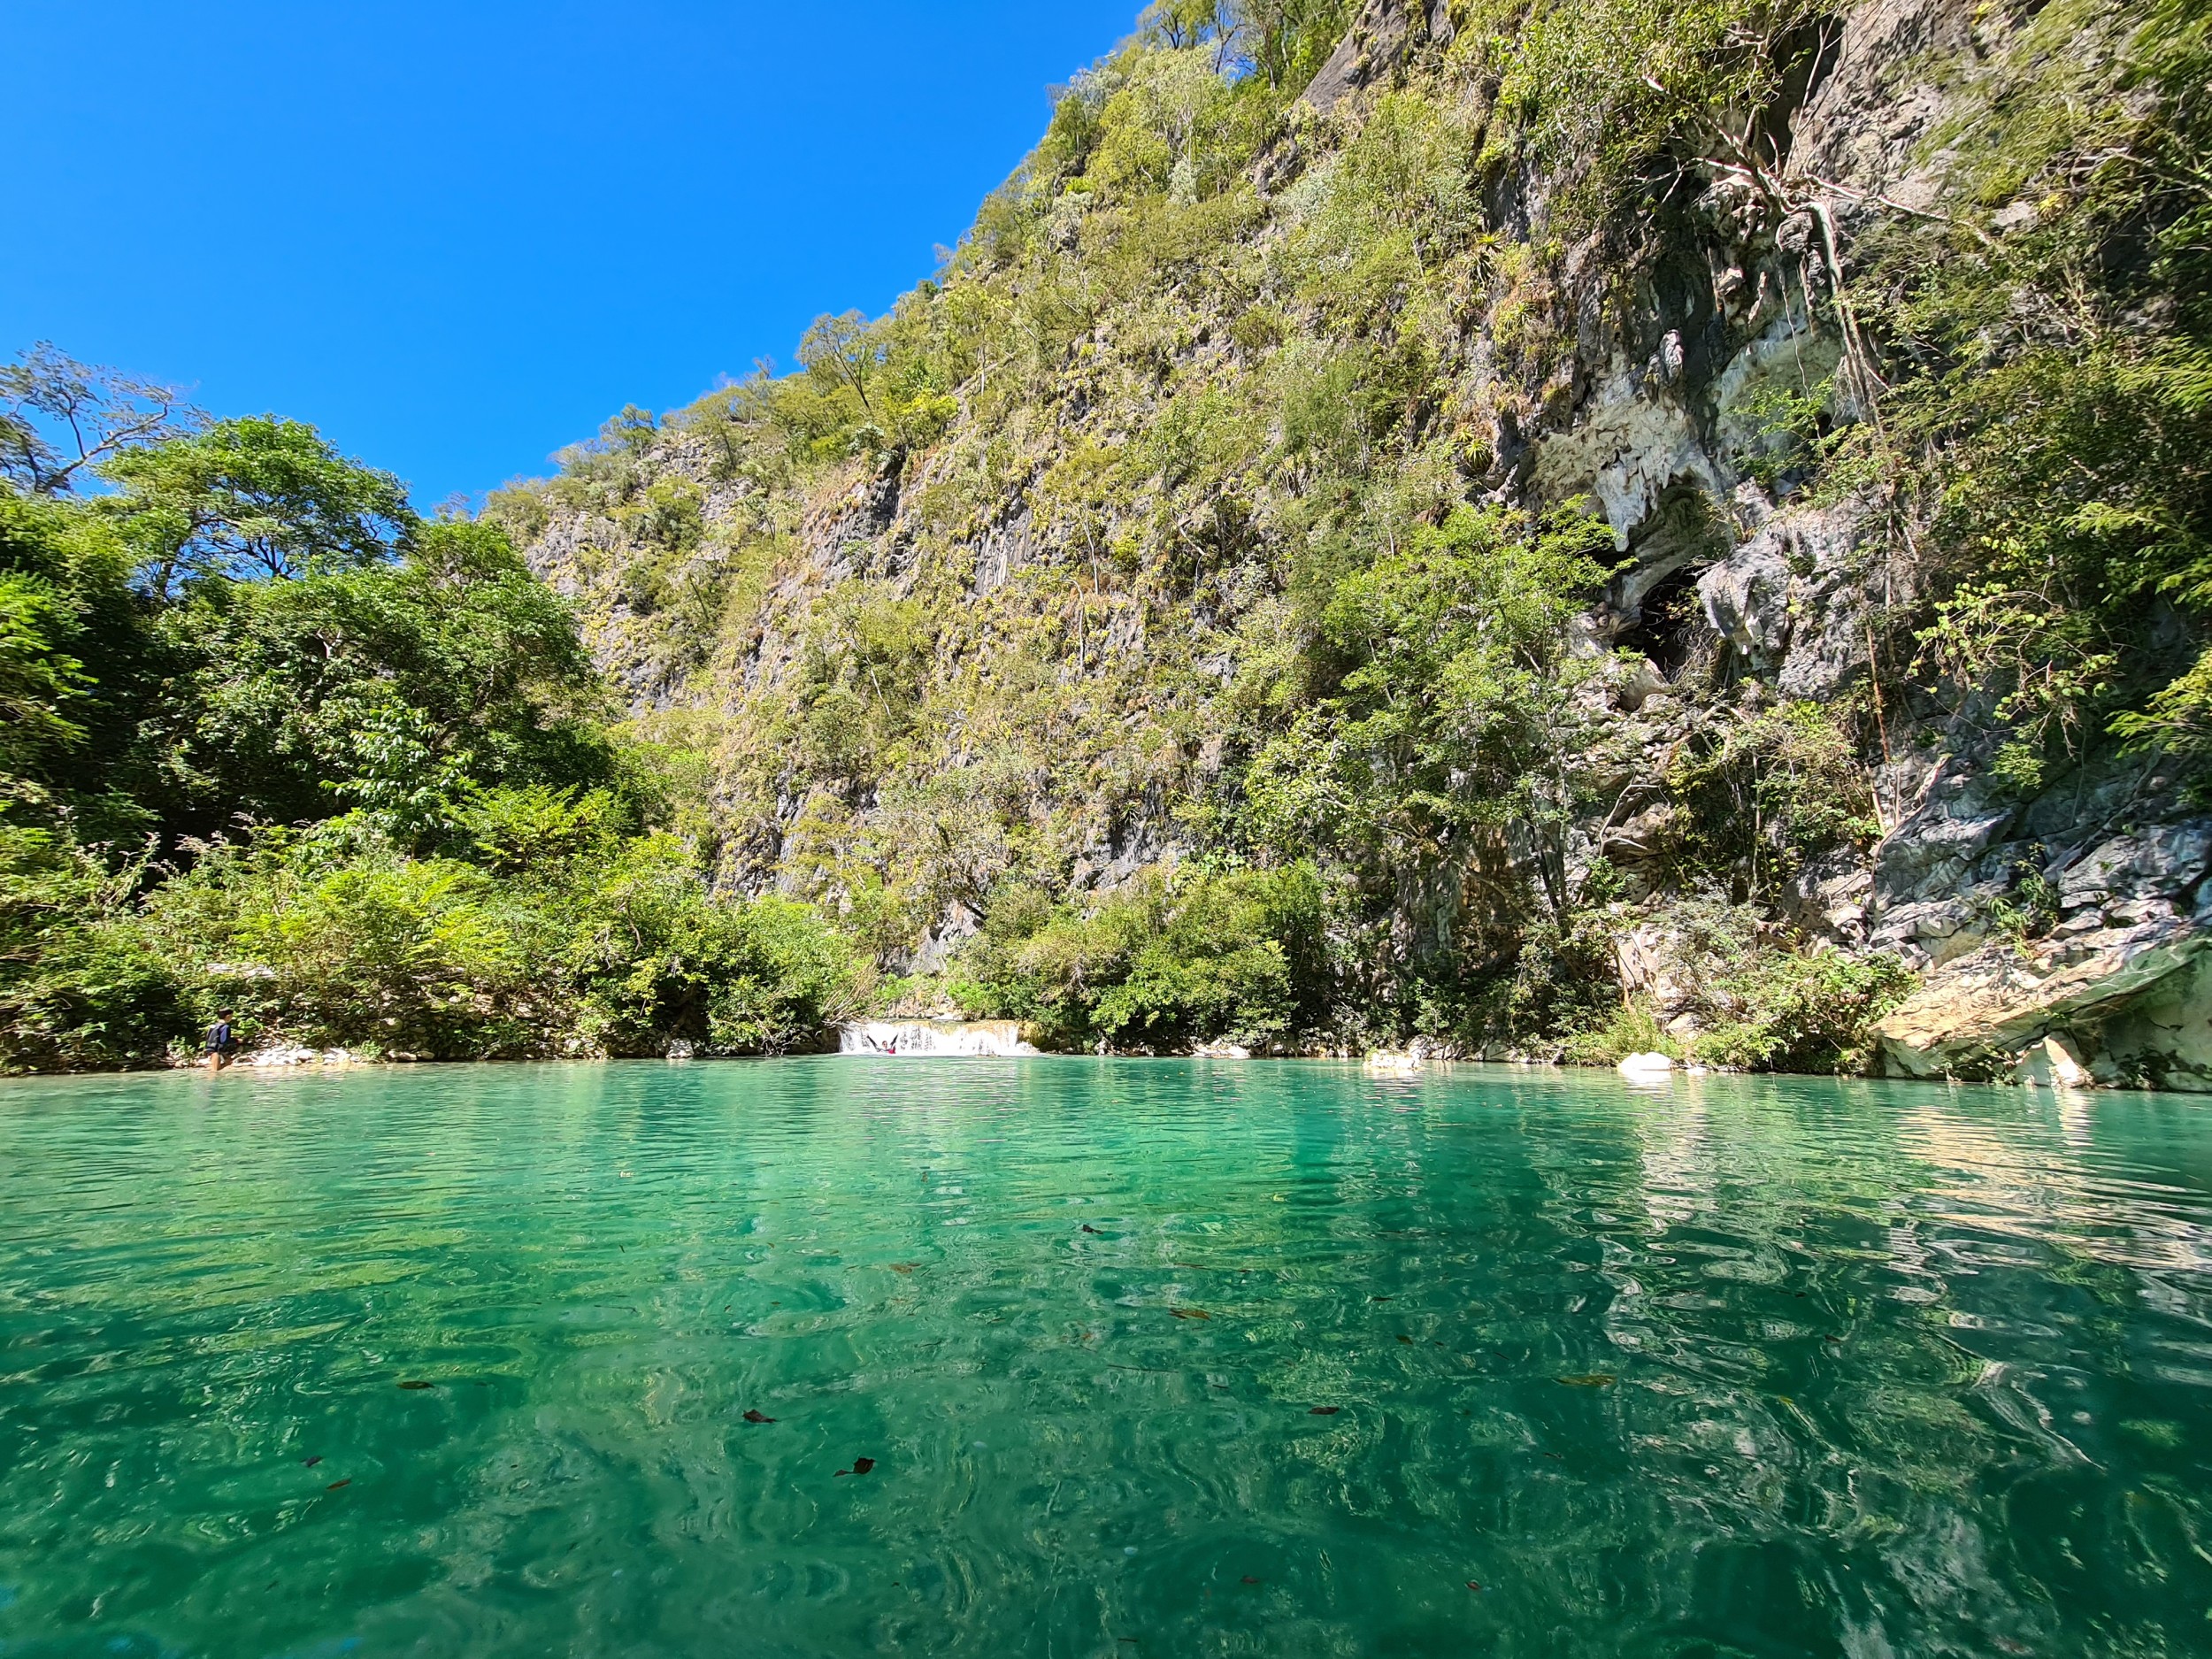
[0,351,864,1070]
[5,0,2205,1073]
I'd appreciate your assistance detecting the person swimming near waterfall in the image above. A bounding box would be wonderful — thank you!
[204,1010,238,1071]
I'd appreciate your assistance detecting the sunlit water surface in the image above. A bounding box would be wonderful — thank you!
[2,1060,2210,1657]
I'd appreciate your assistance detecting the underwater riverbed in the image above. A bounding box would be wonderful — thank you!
[1,1059,2208,1656]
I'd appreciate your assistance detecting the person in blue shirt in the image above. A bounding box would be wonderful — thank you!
[204,1010,238,1071]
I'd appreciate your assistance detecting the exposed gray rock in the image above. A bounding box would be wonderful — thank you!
[1872,812,2212,1083]
[1302,0,1453,115]
[2098,950,2212,1091]
[1614,919,1702,1025]
[1698,498,1881,700]
[1875,913,2211,1080]
[1531,361,1718,546]
[1870,765,2018,925]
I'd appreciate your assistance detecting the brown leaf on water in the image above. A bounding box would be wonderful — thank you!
[1555,1373,1617,1387]
[1308,1406,1340,1416]
[743,1409,776,1424]
[397,1380,434,1390]
[888,1263,916,1275]
[1466,1580,1484,1592]
[1169,1308,1210,1320]
[326,1479,351,1491]
[1396,1334,1413,1344]
[852,1456,876,1475]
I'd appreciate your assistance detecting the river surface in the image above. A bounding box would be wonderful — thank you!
[1,1060,2209,1657]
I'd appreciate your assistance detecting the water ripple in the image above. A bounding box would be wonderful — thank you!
[0,1061,2207,1655]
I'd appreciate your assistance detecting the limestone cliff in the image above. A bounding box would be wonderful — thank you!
[504,0,2210,1084]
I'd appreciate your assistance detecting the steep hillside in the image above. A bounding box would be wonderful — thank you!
[498,0,2212,1084]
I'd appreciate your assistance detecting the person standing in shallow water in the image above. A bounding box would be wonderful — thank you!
[204,1010,238,1071]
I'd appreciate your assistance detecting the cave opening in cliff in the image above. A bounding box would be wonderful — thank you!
[1614,480,1726,681]
[1619,560,1709,681]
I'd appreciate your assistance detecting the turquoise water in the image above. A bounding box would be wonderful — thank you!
[2,1061,2209,1657]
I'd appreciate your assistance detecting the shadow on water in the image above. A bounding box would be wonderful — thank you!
[0,1060,2208,1655]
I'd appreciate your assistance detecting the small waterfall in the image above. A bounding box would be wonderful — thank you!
[841,1020,1042,1057]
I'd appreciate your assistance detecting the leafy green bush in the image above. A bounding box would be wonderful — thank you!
[1690,949,1916,1074]
[1561,1002,1678,1067]
[1668,701,1880,902]
[132,817,866,1064]
[0,821,182,1072]
[1867,0,2211,776]
[558,835,866,1057]
[144,827,544,1058]
[953,863,1324,1051]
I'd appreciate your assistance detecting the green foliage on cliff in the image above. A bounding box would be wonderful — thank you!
[490,0,1964,1062]
[1866,0,2212,778]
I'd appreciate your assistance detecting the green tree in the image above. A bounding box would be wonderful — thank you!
[1249,505,1615,920]
[0,342,200,496]
[160,518,609,838]
[102,416,414,595]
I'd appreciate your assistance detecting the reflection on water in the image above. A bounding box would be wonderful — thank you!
[0,1061,2208,1657]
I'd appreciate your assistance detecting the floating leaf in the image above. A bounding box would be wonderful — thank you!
[397,1380,434,1391]
[1169,1308,1210,1320]
[326,1479,351,1491]
[888,1263,917,1275]
[1466,1580,1484,1592]
[1308,1406,1340,1416]
[1555,1373,1617,1387]
[743,1409,776,1424]
[1396,1334,1413,1345]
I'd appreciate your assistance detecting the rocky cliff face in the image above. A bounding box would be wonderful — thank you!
[507,0,2210,1086]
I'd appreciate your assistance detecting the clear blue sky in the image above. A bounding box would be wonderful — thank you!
[3,0,1139,506]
